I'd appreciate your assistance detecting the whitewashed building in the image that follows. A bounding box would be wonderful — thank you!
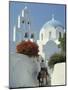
[37,15,65,62]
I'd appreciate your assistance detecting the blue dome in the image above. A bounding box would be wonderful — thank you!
[43,17,64,29]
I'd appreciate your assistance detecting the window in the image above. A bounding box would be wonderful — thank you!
[49,31,51,39]
[59,32,61,40]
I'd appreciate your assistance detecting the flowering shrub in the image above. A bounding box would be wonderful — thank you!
[16,40,39,57]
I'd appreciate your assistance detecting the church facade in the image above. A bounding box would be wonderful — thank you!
[37,15,65,62]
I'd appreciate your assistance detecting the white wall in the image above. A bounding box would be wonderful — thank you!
[9,53,40,88]
[51,63,65,85]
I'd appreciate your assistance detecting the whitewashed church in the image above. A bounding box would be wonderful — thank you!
[37,15,65,62]
[13,6,65,62]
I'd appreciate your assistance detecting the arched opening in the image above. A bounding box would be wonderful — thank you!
[49,31,51,40]
[59,32,61,40]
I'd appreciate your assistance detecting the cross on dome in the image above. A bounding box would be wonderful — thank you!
[24,6,28,10]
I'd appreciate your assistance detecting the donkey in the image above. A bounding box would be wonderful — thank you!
[37,68,48,87]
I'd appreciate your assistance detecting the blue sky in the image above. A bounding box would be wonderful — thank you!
[9,1,66,52]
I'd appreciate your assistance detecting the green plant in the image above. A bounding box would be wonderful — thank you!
[48,53,66,68]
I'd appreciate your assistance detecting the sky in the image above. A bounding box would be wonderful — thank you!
[9,1,66,52]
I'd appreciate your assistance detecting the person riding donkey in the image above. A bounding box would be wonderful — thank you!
[37,60,49,86]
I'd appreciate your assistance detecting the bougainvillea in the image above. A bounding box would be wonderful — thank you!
[16,40,39,57]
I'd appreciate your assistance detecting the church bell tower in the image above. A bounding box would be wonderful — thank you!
[13,6,34,42]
